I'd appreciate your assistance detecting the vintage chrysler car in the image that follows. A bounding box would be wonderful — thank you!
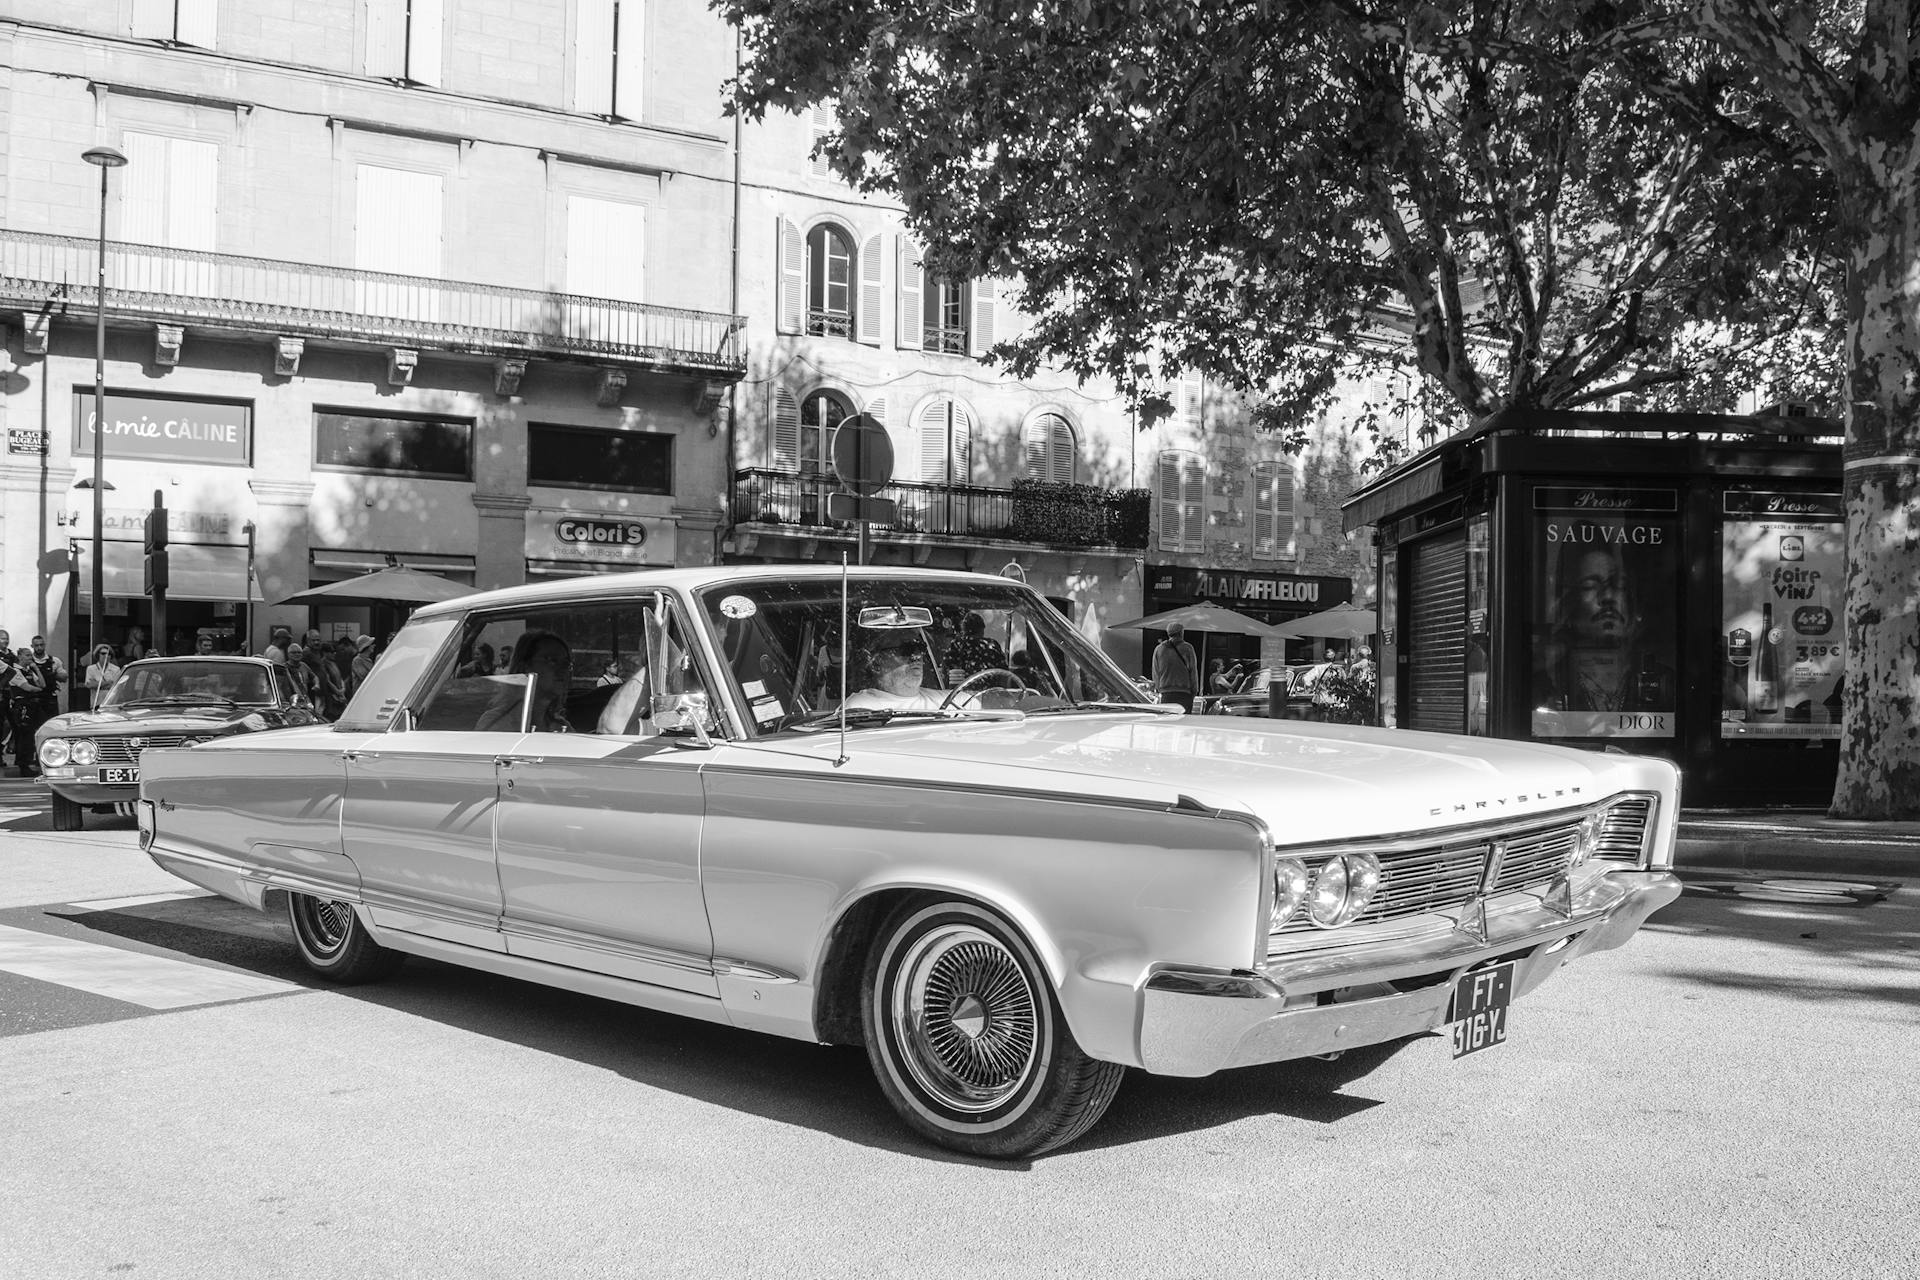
[36,655,319,832]
[138,567,1681,1158]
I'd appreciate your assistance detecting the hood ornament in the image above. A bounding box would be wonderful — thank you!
[126,737,146,752]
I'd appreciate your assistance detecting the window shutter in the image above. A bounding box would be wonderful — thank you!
[967,276,996,358]
[167,138,219,253]
[572,0,615,113]
[1274,462,1296,555]
[896,239,923,349]
[809,101,836,179]
[772,386,800,470]
[175,0,218,47]
[120,132,172,248]
[775,216,804,335]
[566,196,644,302]
[1176,370,1204,436]
[407,0,444,86]
[1048,415,1074,483]
[130,0,173,39]
[1023,419,1047,478]
[916,399,950,483]
[366,0,404,78]
[949,401,973,481]
[1156,452,1183,552]
[856,232,884,346]
[355,164,443,320]
[1253,464,1276,556]
[611,0,643,119]
[1181,456,1206,552]
[864,397,885,428]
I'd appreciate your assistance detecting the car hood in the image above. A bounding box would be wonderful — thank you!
[41,705,257,735]
[802,714,1665,844]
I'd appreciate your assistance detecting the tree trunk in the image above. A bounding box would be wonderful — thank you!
[1833,172,1920,819]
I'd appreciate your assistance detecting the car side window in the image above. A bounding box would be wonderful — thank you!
[409,597,720,739]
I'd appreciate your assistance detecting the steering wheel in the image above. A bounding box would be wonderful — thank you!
[938,667,1028,711]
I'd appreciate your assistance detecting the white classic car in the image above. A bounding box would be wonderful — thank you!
[138,566,1681,1158]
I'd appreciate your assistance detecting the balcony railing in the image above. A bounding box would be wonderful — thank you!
[806,307,852,338]
[733,469,1150,550]
[0,228,745,377]
[924,324,968,354]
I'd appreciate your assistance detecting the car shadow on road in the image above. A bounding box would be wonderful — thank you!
[57,892,1422,1166]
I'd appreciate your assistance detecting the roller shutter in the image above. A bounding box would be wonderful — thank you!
[1406,532,1466,733]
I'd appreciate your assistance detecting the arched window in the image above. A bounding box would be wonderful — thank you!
[914,396,975,484]
[806,224,854,338]
[799,388,851,475]
[1023,411,1077,484]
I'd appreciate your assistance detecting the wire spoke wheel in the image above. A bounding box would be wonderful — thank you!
[285,892,402,984]
[893,924,1041,1112]
[292,896,354,959]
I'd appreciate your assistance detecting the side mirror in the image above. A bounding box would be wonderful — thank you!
[653,691,715,747]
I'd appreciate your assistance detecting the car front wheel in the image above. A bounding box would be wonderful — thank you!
[49,791,83,831]
[862,899,1124,1159]
[286,893,404,984]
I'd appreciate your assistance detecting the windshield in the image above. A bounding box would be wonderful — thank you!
[697,577,1148,735]
[99,661,273,708]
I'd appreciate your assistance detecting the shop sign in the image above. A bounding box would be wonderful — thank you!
[8,428,47,455]
[1529,486,1680,740]
[556,517,647,548]
[58,507,236,541]
[1720,513,1844,740]
[71,391,252,467]
[1723,491,1845,520]
[1150,567,1352,609]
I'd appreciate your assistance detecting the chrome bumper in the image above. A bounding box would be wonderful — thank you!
[1137,870,1681,1077]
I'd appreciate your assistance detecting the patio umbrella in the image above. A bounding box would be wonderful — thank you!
[1269,601,1378,641]
[1106,602,1286,638]
[274,565,473,607]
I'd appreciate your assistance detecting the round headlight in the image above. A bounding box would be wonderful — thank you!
[1271,857,1309,930]
[39,738,71,768]
[68,739,99,766]
[1308,852,1384,928]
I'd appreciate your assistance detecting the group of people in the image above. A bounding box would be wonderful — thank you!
[0,630,68,777]
[262,626,382,720]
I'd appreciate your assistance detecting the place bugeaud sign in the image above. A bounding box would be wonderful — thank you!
[71,391,252,466]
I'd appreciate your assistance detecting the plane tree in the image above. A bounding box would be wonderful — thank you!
[719,0,1912,818]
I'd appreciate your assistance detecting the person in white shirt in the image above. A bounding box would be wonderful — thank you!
[842,629,949,712]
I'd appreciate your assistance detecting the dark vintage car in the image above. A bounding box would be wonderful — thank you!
[35,656,318,831]
[1203,665,1293,717]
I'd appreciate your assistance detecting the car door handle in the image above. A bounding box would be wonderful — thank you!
[494,755,545,766]
[342,750,381,763]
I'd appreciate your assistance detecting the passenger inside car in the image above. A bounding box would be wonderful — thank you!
[842,628,948,712]
[475,630,574,732]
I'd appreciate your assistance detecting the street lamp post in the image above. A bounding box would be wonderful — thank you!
[81,145,127,648]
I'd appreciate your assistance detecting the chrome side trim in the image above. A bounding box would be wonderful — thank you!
[711,957,800,983]
[501,916,717,978]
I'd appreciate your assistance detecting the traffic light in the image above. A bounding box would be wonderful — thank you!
[144,495,169,598]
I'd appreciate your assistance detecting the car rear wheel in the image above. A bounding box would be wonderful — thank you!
[286,892,404,984]
[862,899,1124,1159]
[49,792,83,832]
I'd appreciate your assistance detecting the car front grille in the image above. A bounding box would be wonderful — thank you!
[95,734,191,764]
[1272,794,1657,939]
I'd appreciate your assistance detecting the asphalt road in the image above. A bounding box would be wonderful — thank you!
[1,783,1915,1280]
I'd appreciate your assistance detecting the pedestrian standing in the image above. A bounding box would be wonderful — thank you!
[1151,623,1200,713]
[10,640,61,776]
[301,630,346,719]
[0,629,15,766]
[83,644,123,711]
[350,634,378,697]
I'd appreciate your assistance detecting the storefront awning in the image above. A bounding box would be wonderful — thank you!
[75,542,254,603]
[1342,455,1446,533]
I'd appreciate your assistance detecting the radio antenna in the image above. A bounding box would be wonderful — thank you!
[836,552,849,766]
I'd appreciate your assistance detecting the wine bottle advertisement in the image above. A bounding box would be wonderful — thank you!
[1720,495,1845,739]
[1528,486,1680,739]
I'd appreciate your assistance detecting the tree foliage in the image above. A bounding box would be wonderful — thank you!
[718,0,1842,452]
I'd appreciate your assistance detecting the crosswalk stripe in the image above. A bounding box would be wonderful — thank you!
[0,924,301,1010]
[67,891,214,912]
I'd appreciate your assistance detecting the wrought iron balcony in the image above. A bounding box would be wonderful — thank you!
[0,228,745,378]
[924,324,968,355]
[733,469,1150,550]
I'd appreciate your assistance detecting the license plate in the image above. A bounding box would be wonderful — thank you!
[98,767,139,785]
[1448,961,1515,1058]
